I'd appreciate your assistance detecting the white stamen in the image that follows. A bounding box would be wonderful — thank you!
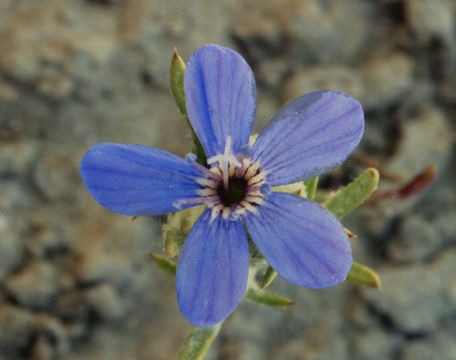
[248,172,267,186]
[222,206,231,219]
[197,188,217,196]
[207,136,242,191]
[210,204,224,222]
[196,178,218,188]
[246,196,264,205]
[245,162,260,179]
[239,201,258,214]
[190,136,269,221]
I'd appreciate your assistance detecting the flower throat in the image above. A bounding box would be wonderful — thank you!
[195,137,268,221]
[217,176,248,206]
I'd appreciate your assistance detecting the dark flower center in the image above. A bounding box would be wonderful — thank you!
[192,136,268,219]
[217,177,248,206]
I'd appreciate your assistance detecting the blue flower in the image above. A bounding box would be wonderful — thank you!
[80,45,364,327]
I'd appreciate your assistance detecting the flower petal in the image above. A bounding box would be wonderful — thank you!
[80,143,204,216]
[251,90,364,186]
[244,192,352,288]
[184,44,257,158]
[176,209,249,327]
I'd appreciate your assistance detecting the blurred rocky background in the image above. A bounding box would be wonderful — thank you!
[0,0,455,359]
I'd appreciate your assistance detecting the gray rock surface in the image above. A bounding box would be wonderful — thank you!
[0,305,35,359]
[406,0,455,44]
[365,249,456,333]
[282,65,365,105]
[399,322,456,360]
[360,53,415,110]
[5,261,60,311]
[388,215,442,262]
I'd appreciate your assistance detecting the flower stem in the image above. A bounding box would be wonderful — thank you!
[178,323,222,360]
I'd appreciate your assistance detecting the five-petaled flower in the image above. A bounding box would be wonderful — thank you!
[80,44,364,327]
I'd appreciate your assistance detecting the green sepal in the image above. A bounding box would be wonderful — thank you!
[305,176,319,200]
[261,266,278,289]
[323,168,379,219]
[178,323,222,360]
[273,182,305,196]
[163,221,180,258]
[246,231,265,265]
[346,262,381,289]
[170,49,206,165]
[245,288,294,308]
[170,48,187,116]
[163,205,205,257]
[148,253,176,276]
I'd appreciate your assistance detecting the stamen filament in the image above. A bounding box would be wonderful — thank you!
[207,136,242,191]
[192,136,268,221]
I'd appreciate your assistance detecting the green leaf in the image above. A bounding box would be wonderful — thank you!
[162,205,205,257]
[245,288,294,308]
[148,253,176,276]
[346,262,381,289]
[324,168,379,219]
[178,323,222,360]
[170,49,206,165]
[246,231,265,264]
[261,266,278,289]
[170,48,187,116]
[305,176,319,200]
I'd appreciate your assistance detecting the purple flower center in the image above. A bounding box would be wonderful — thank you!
[217,176,247,206]
[196,137,268,220]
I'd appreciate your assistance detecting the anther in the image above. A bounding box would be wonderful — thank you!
[191,136,269,220]
[185,153,197,163]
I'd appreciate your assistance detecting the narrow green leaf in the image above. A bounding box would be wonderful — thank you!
[170,48,187,115]
[148,253,176,276]
[245,288,294,308]
[170,49,206,165]
[178,323,222,360]
[305,176,319,200]
[324,168,380,219]
[346,262,381,289]
[261,266,278,289]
